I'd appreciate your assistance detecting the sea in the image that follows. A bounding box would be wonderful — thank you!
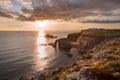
[0,31,81,80]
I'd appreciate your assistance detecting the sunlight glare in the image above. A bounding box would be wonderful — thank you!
[37,31,47,58]
[36,21,48,28]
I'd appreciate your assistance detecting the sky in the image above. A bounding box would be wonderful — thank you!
[0,0,120,31]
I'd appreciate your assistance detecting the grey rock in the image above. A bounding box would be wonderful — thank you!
[78,67,98,80]
[93,49,116,61]
[66,72,79,80]
[32,69,50,80]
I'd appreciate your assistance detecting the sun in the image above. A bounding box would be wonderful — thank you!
[35,21,48,28]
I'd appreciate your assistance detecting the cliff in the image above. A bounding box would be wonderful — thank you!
[77,29,120,51]
[67,33,81,42]
[53,29,120,52]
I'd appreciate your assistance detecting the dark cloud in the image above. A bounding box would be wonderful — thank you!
[21,0,120,23]
[21,7,32,14]
[1,0,120,23]
[16,12,28,21]
[0,8,13,18]
[81,20,120,23]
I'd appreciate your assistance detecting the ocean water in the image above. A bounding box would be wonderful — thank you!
[0,31,80,80]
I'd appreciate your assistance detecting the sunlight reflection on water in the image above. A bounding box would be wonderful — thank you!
[33,31,49,71]
[37,31,47,59]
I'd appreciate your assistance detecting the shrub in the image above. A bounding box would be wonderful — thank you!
[107,61,120,71]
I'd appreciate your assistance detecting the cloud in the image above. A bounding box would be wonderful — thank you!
[21,0,120,23]
[1,0,120,23]
[0,8,13,18]
[21,7,32,14]
[81,20,120,23]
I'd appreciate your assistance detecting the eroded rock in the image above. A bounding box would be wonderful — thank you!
[53,38,73,51]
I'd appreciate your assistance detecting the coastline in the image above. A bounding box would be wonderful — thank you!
[19,29,120,80]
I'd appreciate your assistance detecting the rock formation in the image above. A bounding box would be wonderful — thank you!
[53,38,73,51]
[67,33,81,42]
[53,29,120,51]
[78,67,119,80]
[45,33,57,38]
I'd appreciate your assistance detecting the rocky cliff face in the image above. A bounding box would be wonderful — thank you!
[67,33,81,42]
[53,29,120,51]
[76,29,120,51]
[77,36,103,51]
[52,38,73,51]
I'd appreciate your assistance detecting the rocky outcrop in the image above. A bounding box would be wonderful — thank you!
[32,69,51,80]
[45,33,57,38]
[52,32,81,51]
[77,29,120,51]
[53,38,73,51]
[66,72,78,80]
[77,36,103,51]
[78,67,120,80]
[67,33,81,42]
[93,49,116,61]
[65,67,120,80]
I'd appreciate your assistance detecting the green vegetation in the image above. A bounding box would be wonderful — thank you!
[82,29,120,38]
[94,59,108,68]
[114,51,120,56]
[107,61,120,71]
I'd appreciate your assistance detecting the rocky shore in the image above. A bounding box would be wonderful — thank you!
[19,29,120,80]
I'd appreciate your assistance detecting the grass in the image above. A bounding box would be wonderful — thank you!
[59,72,67,80]
[81,29,120,38]
[114,51,120,56]
[107,61,120,72]
[94,59,108,68]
